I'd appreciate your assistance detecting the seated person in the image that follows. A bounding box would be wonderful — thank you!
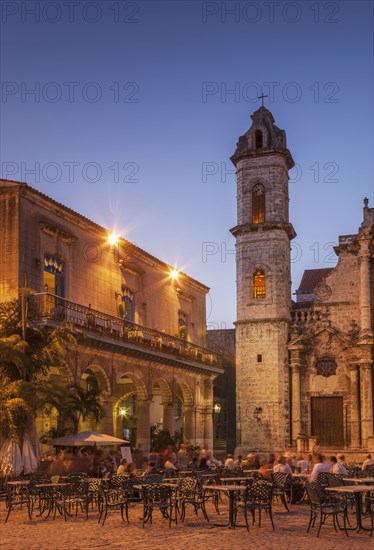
[187,456,199,470]
[362,453,374,471]
[284,447,297,470]
[206,450,221,469]
[117,458,128,475]
[329,455,348,475]
[273,455,292,475]
[243,453,260,470]
[297,454,310,472]
[234,455,243,469]
[258,458,272,480]
[224,454,235,470]
[143,461,159,476]
[309,454,331,481]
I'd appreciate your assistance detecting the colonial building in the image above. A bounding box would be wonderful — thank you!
[0,179,222,452]
[230,107,374,456]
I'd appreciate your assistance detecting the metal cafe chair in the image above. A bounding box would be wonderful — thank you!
[142,483,177,528]
[305,481,348,538]
[234,480,275,531]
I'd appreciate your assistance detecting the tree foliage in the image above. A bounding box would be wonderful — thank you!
[0,295,103,442]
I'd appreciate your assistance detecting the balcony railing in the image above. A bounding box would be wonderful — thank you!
[31,293,222,369]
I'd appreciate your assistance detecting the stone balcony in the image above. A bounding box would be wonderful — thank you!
[31,293,223,375]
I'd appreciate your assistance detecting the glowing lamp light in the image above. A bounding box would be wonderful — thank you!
[108,233,119,246]
[213,402,221,414]
[119,408,127,417]
[170,268,179,280]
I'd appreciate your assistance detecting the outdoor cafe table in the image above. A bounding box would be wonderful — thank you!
[343,477,374,484]
[6,480,30,486]
[325,485,374,531]
[202,484,247,528]
[220,477,249,484]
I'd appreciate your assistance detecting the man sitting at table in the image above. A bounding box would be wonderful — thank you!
[273,455,292,475]
[362,453,374,471]
[224,454,235,470]
[329,455,348,475]
[297,454,310,472]
[309,454,331,481]
[142,461,159,476]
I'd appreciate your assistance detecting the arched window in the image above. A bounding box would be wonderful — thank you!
[255,129,263,149]
[253,270,266,299]
[252,183,265,223]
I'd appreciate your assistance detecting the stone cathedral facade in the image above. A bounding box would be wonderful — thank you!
[231,107,374,456]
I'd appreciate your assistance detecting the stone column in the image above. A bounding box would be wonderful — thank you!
[183,405,195,444]
[195,406,206,448]
[203,378,214,449]
[359,244,373,339]
[360,363,374,445]
[163,404,175,434]
[204,408,214,449]
[290,364,301,445]
[349,364,361,448]
[99,397,116,435]
[136,399,151,452]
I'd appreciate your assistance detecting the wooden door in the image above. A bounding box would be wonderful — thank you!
[311,397,344,447]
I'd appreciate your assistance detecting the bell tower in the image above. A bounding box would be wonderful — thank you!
[230,106,296,453]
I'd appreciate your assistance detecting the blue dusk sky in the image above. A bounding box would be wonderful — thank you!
[1,0,373,328]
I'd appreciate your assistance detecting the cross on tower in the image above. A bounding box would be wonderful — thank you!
[258,92,268,107]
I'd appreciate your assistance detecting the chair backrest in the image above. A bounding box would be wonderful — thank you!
[177,476,196,496]
[326,473,344,487]
[271,472,291,488]
[143,483,171,504]
[245,480,273,504]
[315,472,330,486]
[65,479,89,497]
[143,473,164,484]
[305,482,322,505]
[109,474,127,490]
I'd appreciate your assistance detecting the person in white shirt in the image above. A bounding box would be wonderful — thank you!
[310,454,331,481]
[329,455,348,476]
[297,454,309,472]
[273,456,292,475]
[362,454,374,471]
[224,454,235,470]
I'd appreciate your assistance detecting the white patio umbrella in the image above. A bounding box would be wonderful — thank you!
[0,438,23,476]
[48,431,129,447]
[22,434,39,474]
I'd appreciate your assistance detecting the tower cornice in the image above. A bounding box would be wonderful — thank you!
[231,147,295,170]
[230,221,297,240]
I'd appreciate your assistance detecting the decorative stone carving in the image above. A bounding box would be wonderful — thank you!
[315,357,337,377]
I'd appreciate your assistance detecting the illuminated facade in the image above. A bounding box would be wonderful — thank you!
[0,179,222,452]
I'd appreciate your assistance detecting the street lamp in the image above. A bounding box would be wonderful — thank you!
[213,402,221,414]
[169,268,179,280]
[108,233,119,247]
